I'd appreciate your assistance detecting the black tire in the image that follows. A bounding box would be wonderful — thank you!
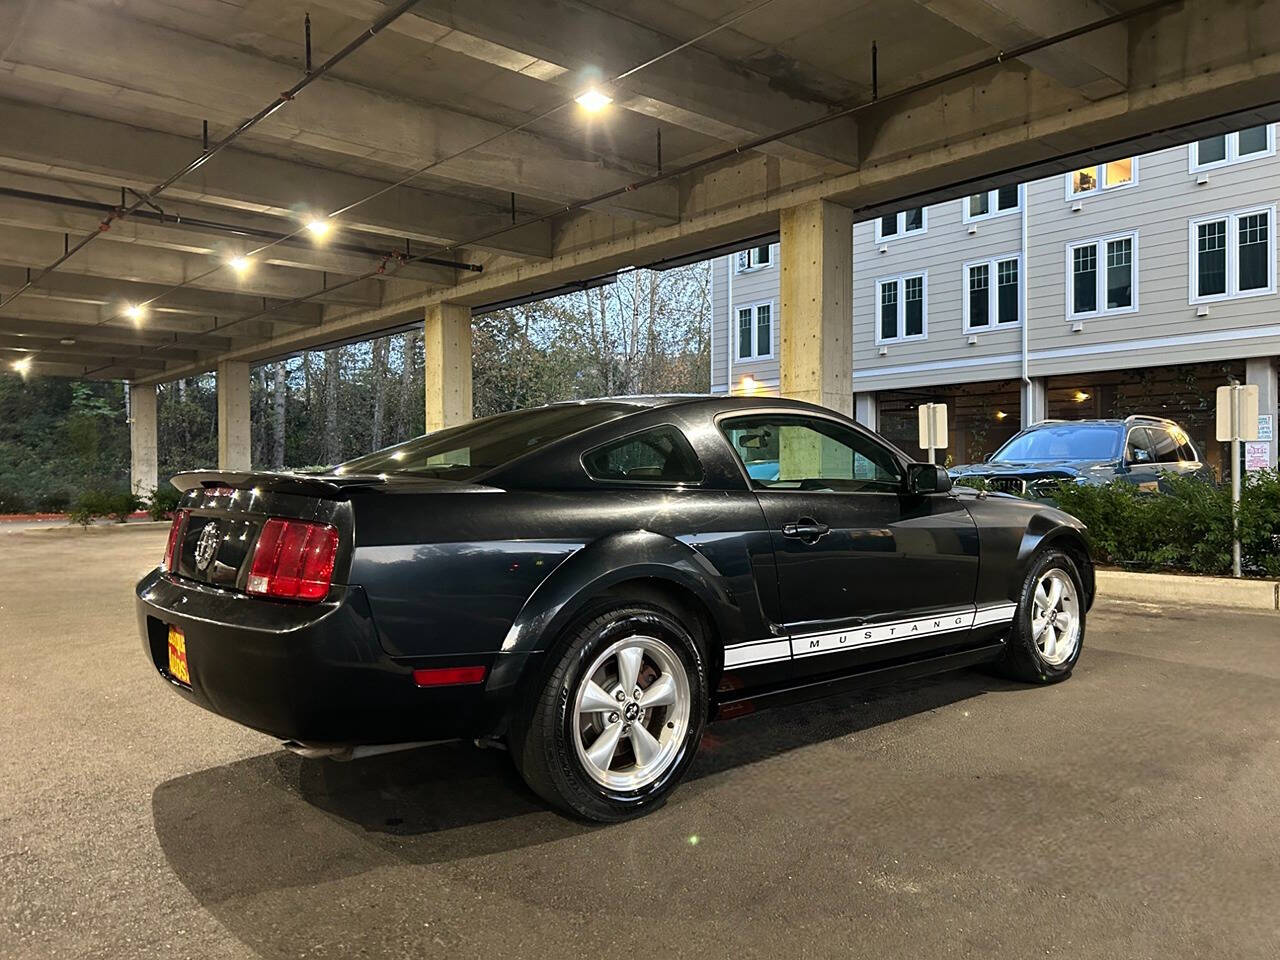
[996,547,1086,684]
[508,600,709,822]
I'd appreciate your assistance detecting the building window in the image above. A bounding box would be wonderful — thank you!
[1189,206,1276,303]
[736,301,774,359]
[734,243,775,273]
[1067,233,1137,319]
[964,256,1021,331]
[876,273,927,343]
[1067,158,1136,198]
[1190,125,1276,171]
[875,206,927,242]
[963,185,1022,223]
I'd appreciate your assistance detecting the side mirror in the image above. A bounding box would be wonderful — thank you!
[905,462,952,495]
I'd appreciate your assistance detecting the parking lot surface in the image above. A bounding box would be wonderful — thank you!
[2,528,1278,959]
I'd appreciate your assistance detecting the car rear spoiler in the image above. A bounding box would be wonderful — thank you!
[169,471,501,499]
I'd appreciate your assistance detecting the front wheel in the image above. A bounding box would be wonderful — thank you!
[509,602,708,822]
[997,548,1086,683]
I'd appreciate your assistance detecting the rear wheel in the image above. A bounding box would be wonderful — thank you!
[997,548,1085,683]
[509,601,708,822]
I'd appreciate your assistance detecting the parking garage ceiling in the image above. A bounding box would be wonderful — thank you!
[1,0,1279,383]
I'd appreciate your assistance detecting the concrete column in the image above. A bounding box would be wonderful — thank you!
[128,383,158,501]
[1020,377,1047,429]
[854,392,878,431]
[424,301,473,431]
[779,199,854,417]
[216,360,251,470]
[1246,356,1278,468]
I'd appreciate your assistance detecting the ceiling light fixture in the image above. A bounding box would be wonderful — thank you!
[228,255,252,275]
[575,87,612,113]
[59,338,76,346]
[124,303,147,325]
[305,218,332,239]
[11,355,33,375]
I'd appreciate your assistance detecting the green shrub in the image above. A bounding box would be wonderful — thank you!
[0,486,30,515]
[108,492,142,522]
[147,484,182,521]
[1053,471,1280,577]
[68,489,140,526]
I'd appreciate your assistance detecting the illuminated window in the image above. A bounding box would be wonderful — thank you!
[1068,158,1137,197]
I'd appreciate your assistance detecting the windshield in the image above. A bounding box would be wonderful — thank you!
[992,423,1123,462]
[333,403,636,479]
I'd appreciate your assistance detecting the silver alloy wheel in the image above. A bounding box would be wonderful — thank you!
[1031,568,1081,666]
[572,634,691,791]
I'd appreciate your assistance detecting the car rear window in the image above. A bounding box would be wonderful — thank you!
[582,426,702,484]
[993,424,1123,462]
[333,403,636,479]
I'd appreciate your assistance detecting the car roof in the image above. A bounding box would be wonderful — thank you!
[1024,415,1182,429]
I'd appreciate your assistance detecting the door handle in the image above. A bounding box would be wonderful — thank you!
[781,517,830,543]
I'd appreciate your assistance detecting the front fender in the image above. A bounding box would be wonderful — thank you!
[1016,510,1095,608]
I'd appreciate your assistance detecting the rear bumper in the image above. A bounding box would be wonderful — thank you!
[135,568,514,744]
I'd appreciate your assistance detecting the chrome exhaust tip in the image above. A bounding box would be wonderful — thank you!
[282,739,452,761]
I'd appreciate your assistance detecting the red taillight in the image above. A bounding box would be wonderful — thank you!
[246,518,339,602]
[412,666,488,687]
[163,509,189,572]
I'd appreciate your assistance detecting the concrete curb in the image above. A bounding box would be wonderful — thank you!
[1097,569,1280,612]
[14,521,170,539]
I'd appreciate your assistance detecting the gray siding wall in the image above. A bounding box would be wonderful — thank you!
[708,125,1280,393]
[710,245,781,393]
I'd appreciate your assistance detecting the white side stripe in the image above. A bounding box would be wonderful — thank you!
[723,602,1018,669]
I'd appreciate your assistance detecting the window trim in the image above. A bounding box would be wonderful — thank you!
[961,184,1024,224]
[962,253,1023,333]
[734,299,775,361]
[580,423,705,487]
[733,242,777,274]
[1187,204,1277,304]
[714,408,907,495]
[874,270,929,344]
[873,207,928,243]
[1064,157,1139,200]
[1188,124,1277,173]
[1065,231,1140,320]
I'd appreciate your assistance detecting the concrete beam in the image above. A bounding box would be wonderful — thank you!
[920,0,1128,100]
[335,0,859,169]
[0,333,184,367]
[0,224,384,308]
[216,361,251,471]
[778,199,853,417]
[129,383,158,500]
[0,178,460,286]
[0,312,236,355]
[5,357,147,381]
[2,1,678,222]
[424,302,473,431]
[0,100,552,260]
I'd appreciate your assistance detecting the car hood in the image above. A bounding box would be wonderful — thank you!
[949,459,1114,476]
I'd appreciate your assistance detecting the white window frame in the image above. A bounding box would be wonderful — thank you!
[1065,231,1140,320]
[1064,157,1139,199]
[874,271,929,344]
[961,184,1023,224]
[734,243,777,274]
[1188,204,1277,304]
[1189,124,1277,172]
[873,207,928,243]
[962,254,1023,333]
[735,300,775,360]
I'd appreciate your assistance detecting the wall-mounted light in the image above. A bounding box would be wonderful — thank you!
[1072,390,1091,403]
[739,374,758,396]
[575,88,612,113]
[994,410,1008,420]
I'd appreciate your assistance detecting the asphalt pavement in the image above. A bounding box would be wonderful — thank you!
[2,528,1278,959]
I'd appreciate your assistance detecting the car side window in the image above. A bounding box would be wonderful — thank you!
[1125,427,1154,464]
[1176,437,1198,462]
[720,414,902,492]
[1148,427,1182,463]
[582,426,703,484]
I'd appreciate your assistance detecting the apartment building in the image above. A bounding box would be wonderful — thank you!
[710,125,1280,476]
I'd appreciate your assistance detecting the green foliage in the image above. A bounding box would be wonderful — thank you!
[1053,471,1280,577]
[67,488,141,526]
[148,484,182,521]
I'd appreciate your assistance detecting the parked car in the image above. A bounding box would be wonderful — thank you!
[137,396,1094,821]
[949,415,1211,498]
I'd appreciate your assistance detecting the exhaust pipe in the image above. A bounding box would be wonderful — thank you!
[282,739,452,761]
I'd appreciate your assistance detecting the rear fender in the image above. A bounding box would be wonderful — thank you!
[485,530,744,705]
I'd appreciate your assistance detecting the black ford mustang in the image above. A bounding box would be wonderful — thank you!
[137,395,1094,821]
